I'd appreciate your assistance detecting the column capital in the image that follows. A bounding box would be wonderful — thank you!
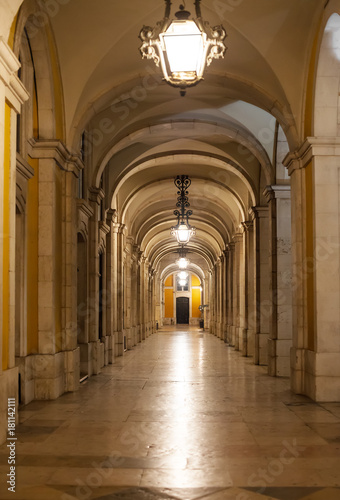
[241,220,253,232]
[232,232,243,243]
[88,186,105,204]
[263,185,291,202]
[77,199,94,219]
[226,242,235,252]
[283,137,340,176]
[249,206,269,220]
[28,138,84,177]
[106,209,117,224]
[0,38,29,112]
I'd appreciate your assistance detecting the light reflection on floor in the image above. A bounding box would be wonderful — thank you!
[0,326,340,499]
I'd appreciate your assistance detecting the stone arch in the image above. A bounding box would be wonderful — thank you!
[313,13,340,137]
[14,0,65,140]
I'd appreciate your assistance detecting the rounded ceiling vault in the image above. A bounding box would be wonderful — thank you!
[41,0,322,278]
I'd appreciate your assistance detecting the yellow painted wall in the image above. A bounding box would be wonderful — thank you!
[191,275,200,287]
[192,288,201,318]
[2,103,11,370]
[27,157,39,354]
[305,161,315,351]
[8,14,18,49]
[164,288,174,318]
[165,275,173,287]
[46,25,64,140]
[304,19,322,137]
[27,86,39,354]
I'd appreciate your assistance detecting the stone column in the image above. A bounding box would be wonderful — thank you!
[111,222,119,356]
[264,186,292,377]
[124,236,133,349]
[116,224,125,355]
[242,221,255,357]
[139,256,146,340]
[222,251,228,342]
[234,232,246,352]
[0,40,29,443]
[105,209,117,364]
[62,168,82,390]
[88,187,104,374]
[284,139,340,401]
[131,246,139,346]
[27,141,83,396]
[211,265,217,335]
[226,242,235,344]
[217,257,224,339]
[249,206,270,365]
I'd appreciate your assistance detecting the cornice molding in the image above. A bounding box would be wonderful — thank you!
[77,199,94,219]
[263,185,291,202]
[249,206,269,220]
[88,186,105,204]
[99,221,110,236]
[28,138,84,177]
[0,38,29,112]
[283,137,340,176]
[16,153,34,181]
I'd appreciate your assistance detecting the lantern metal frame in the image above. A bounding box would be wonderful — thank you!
[170,175,196,244]
[139,0,227,93]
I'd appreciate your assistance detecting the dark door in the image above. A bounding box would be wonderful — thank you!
[176,297,189,324]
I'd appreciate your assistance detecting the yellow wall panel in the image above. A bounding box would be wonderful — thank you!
[164,289,174,318]
[191,275,200,287]
[27,157,39,354]
[8,14,18,49]
[192,288,201,318]
[304,19,322,138]
[2,103,11,370]
[47,25,64,140]
[27,86,39,354]
[165,274,173,287]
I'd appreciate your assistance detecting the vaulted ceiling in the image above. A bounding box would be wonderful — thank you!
[14,0,323,277]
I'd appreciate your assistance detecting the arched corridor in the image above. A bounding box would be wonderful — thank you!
[1,326,340,499]
[1,0,340,496]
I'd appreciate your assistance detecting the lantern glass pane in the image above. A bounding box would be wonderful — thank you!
[177,224,190,243]
[162,20,205,77]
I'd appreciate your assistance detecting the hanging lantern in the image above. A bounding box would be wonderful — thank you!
[170,175,196,244]
[139,0,227,95]
[177,257,189,269]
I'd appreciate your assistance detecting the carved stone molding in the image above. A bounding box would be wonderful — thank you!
[28,138,84,177]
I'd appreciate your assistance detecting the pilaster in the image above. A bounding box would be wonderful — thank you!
[249,206,270,366]
[264,185,292,377]
[284,138,340,400]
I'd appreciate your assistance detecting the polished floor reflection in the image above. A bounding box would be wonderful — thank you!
[1,327,340,500]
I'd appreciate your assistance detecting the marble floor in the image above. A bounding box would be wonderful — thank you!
[1,327,340,500]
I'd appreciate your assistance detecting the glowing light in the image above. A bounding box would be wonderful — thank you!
[177,257,189,269]
[178,271,188,280]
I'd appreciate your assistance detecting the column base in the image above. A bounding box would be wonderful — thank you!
[268,338,290,377]
[115,331,124,356]
[255,332,268,365]
[91,340,104,374]
[291,348,340,401]
[108,333,115,364]
[246,329,255,358]
[33,352,66,400]
[240,328,248,356]
[16,356,35,405]
[0,367,19,445]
